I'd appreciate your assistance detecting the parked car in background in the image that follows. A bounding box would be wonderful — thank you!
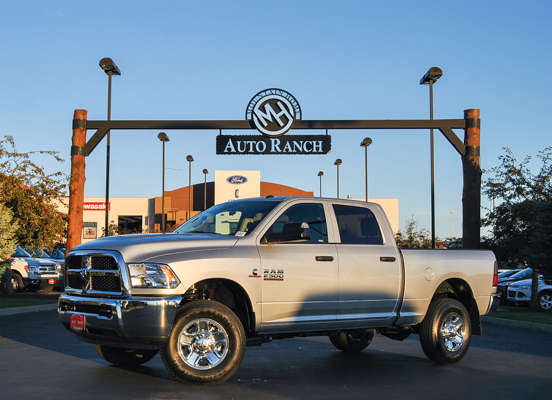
[507,277,552,311]
[11,246,61,293]
[496,268,533,304]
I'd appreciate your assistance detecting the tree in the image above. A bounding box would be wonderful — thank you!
[0,204,18,288]
[482,147,552,309]
[395,216,434,248]
[0,135,67,250]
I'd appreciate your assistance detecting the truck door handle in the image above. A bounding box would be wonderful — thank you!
[380,257,396,262]
[315,256,334,262]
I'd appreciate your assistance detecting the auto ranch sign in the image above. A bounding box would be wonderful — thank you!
[216,88,331,155]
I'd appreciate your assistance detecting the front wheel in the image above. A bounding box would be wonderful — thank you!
[538,292,552,311]
[94,345,159,367]
[11,274,24,292]
[329,330,374,352]
[419,298,471,364]
[160,300,246,385]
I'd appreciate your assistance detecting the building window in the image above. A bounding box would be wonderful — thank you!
[118,216,143,234]
[83,222,97,239]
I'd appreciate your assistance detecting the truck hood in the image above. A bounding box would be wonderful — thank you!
[71,233,239,262]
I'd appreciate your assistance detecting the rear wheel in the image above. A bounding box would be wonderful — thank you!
[419,298,471,364]
[160,300,246,385]
[329,330,374,352]
[94,345,158,367]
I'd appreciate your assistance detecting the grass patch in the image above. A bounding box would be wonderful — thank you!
[487,310,552,325]
[0,298,57,309]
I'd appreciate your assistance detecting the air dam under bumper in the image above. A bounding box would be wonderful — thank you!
[58,293,183,350]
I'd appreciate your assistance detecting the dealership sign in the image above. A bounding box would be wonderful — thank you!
[246,89,301,137]
[216,89,331,155]
[217,135,331,155]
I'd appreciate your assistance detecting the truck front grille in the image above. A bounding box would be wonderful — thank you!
[65,254,123,295]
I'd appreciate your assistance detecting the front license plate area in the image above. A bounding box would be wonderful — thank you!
[71,314,85,331]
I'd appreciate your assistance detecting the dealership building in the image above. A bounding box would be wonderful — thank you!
[58,170,398,243]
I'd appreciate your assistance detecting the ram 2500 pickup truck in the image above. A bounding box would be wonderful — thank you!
[58,197,498,384]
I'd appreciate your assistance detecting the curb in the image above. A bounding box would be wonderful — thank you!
[482,316,552,333]
[0,303,58,316]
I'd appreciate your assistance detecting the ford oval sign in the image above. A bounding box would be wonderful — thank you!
[227,175,248,184]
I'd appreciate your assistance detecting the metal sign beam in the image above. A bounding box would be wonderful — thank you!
[77,118,468,157]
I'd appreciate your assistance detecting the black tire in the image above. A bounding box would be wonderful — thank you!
[538,291,552,311]
[160,300,246,385]
[94,345,159,367]
[419,298,471,364]
[11,274,24,292]
[329,330,374,353]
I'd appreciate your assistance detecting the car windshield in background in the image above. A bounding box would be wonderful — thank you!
[26,248,51,258]
[174,200,280,237]
[510,268,533,279]
[12,246,32,258]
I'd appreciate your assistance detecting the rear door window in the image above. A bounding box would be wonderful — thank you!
[332,204,383,245]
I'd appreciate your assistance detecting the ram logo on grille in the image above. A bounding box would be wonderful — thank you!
[81,255,92,292]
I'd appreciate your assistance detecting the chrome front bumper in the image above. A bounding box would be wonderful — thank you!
[58,293,182,349]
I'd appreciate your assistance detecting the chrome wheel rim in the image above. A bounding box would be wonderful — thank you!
[540,294,552,310]
[177,318,229,370]
[440,311,465,352]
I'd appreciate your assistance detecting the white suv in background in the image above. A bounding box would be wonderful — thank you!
[10,246,60,293]
[507,277,552,311]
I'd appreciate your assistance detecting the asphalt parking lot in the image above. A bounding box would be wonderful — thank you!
[1,305,551,400]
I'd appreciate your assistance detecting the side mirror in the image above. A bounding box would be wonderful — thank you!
[262,222,311,244]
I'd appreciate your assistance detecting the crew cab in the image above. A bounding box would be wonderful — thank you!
[58,197,497,384]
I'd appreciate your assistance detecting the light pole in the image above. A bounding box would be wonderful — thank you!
[334,159,342,198]
[203,169,208,211]
[360,137,372,202]
[186,155,194,220]
[318,171,324,197]
[450,210,455,239]
[158,132,169,233]
[420,67,442,249]
[99,58,121,236]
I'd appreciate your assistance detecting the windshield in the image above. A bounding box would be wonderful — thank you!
[12,246,31,258]
[173,200,279,237]
[510,268,532,279]
[498,270,519,278]
[26,248,51,258]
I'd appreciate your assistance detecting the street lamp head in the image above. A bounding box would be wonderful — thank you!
[318,171,324,177]
[334,159,342,166]
[157,132,170,142]
[420,67,442,85]
[186,155,194,162]
[99,58,121,76]
[360,137,373,147]
[203,169,208,175]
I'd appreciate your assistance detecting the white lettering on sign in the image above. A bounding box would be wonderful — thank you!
[83,202,110,211]
[246,89,301,137]
[218,135,329,155]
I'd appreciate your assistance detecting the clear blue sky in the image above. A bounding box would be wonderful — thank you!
[1,1,551,239]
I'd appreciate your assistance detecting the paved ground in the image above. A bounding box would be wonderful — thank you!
[1,309,551,400]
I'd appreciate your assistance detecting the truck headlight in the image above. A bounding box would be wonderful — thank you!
[127,263,180,289]
[27,266,38,274]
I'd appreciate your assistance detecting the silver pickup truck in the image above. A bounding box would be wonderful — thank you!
[58,196,498,384]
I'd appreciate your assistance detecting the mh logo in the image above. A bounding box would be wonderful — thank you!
[246,89,301,137]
